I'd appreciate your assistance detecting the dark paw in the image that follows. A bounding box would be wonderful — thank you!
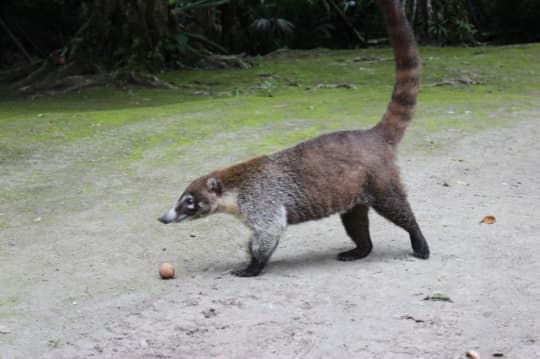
[337,246,372,261]
[231,259,265,277]
[412,240,430,259]
[231,267,261,277]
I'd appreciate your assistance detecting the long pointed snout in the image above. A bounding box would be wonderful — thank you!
[158,208,177,224]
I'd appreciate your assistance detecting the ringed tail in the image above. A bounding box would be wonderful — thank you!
[375,0,421,145]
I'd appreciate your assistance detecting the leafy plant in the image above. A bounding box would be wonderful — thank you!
[173,0,229,14]
[452,19,477,44]
[423,0,478,45]
[428,19,449,42]
[246,0,296,54]
[259,79,275,96]
[169,0,230,62]
[48,339,61,348]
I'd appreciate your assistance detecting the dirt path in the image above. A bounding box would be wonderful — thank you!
[1,111,539,358]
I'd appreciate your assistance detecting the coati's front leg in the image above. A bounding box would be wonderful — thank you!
[231,206,287,277]
[231,230,282,277]
[338,204,373,261]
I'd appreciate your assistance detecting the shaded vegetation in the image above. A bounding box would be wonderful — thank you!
[1,0,538,96]
[1,0,539,73]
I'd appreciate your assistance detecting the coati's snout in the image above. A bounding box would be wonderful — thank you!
[158,176,222,224]
[158,200,192,224]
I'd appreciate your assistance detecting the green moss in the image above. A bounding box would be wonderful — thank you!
[0,296,18,317]
[1,44,539,219]
[0,215,7,231]
[0,296,18,306]
[2,45,538,161]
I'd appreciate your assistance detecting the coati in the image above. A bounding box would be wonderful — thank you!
[158,0,430,277]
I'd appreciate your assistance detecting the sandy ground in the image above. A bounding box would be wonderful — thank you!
[1,109,540,358]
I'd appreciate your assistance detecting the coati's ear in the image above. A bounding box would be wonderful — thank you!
[206,177,222,194]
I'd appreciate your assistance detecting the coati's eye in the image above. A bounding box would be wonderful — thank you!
[185,196,195,206]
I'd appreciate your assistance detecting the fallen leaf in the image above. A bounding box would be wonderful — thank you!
[492,353,504,357]
[480,215,496,224]
[466,350,480,359]
[400,315,425,323]
[424,294,453,303]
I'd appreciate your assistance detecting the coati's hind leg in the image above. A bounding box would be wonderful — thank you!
[372,184,430,259]
[338,204,373,261]
[231,206,286,277]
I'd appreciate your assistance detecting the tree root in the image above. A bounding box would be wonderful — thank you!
[10,61,176,96]
[0,61,42,83]
[196,54,252,69]
[113,71,176,89]
[5,54,249,96]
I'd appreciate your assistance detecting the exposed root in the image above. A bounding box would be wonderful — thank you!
[21,74,109,97]
[0,61,42,83]
[196,54,252,69]
[11,63,176,96]
[114,71,176,89]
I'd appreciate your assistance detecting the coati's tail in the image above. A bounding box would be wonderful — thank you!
[374,0,421,145]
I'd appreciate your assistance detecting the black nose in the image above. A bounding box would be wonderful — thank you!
[158,216,169,224]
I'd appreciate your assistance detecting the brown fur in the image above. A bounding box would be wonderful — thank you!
[159,0,430,277]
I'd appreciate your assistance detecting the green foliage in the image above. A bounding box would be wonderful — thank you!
[175,33,190,53]
[258,79,275,96]
[452,19,477,44]
[1,0,539,70]
[246,1,296,53]
[173,0,229,14]
[423,0,478,45]
[48,339,61,348]
[168,0,230,62]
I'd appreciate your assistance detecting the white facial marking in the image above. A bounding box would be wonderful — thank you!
[182,195,195,210]
[216,191,240,216]
[162,208,177,222]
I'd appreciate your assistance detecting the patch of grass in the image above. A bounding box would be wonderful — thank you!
[0,296,18,306]
[1,46,537,158]
[0,296,18,318]
[0,216,7,232]
[1,44,539,220]
[48,339,61,348]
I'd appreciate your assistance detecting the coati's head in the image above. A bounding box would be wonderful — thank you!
[158,176,222,224]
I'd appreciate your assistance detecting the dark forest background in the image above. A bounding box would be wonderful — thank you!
[1,0,539,92]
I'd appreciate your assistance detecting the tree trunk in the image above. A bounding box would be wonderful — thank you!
[221,1,240,53]
[70,0,176,71]
[13,0,178,95]
[416,0,433,42]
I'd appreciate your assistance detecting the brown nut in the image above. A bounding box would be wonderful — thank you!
[159,263,175,279]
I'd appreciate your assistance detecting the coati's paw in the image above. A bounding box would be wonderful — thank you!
[337,246,372,261]
[231,259,265,277]
[412,240,430,259]
[231,267,262,277]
